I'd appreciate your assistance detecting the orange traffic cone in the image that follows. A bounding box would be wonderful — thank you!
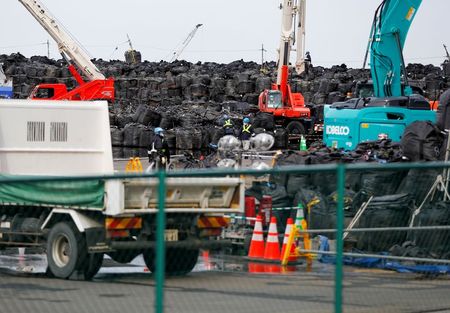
[264,216,280,261]
[280,217,298,263]
[248,215,265,259]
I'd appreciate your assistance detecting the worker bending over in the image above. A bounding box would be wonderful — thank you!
[223,114,235,135]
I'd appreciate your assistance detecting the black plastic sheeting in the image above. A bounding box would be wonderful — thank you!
[401,121,444,162]
[356,194,414,252]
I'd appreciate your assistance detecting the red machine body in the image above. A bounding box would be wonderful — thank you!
[29,65,115,102]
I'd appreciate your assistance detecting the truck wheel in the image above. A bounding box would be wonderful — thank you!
[143,247,199,276]
[80,253,104,280]
[286,121,305,135]
[46,222,86,279]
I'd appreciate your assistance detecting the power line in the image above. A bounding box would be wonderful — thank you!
[0,42,48,49]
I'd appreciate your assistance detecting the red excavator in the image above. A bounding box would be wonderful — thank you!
[258,0,315,137]
[19,0,114,102]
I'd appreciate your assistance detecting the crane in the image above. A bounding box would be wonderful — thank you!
[170,24,203,62]
[444,44,450,62]
[18,0,114,101]
[258,0,312,137]
[124,34,141,64]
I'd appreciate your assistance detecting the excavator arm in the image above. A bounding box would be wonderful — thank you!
[368,0,422,97]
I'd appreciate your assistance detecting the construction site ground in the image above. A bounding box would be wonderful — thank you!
[0,248,449,313]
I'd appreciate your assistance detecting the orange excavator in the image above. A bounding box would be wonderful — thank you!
[258,0,315,137]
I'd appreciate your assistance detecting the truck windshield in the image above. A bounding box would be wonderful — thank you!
[267,91,282,108]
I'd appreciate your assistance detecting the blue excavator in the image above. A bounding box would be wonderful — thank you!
[323,0,436,150]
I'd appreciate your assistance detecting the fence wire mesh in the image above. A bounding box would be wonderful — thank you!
[0,162,449,313]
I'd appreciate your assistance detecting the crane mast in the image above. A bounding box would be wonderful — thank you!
[170,24,203,62]
[295,0,306,75]
[18,0,105,81]
[276,0,306,85]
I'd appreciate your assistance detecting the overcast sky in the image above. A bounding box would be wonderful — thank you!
[2,0,449,68]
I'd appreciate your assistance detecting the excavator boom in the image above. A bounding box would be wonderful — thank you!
[369,0,422,97]
[18,0,114,101]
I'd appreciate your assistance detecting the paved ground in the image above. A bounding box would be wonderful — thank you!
[0,250,449,313]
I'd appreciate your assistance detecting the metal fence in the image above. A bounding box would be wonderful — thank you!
[1,161,450,313]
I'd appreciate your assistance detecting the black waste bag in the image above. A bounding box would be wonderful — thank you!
[356,194,414,252]
[123,123,141,147]
[175,128,202,150]
[111,126,124,146]
[133,104,156,125]
[360,169,408,196]
[411,201,450,258]
[160,114,175,130]
[293,188,330,237]
[270,151,310,194]
[436,88,450,131]
[210,127,225,145]
[141,108,161,127]
[273,128,289,149]
[401,121,444,161]
[396,168,439,205]
[308,152,339,195]
[253,112,275,131]
[138,127,153,148]
[286,174,310,199]
[164,130,177,149]
[328,189,356,217]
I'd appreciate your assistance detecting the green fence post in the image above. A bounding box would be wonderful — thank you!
[155,169,166,313]
[335,164,345,313]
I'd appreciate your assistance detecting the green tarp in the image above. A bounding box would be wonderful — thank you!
[0,175,105,208]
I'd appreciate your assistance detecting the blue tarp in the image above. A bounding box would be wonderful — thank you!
[317,235,450,275]
[0,86,13,99]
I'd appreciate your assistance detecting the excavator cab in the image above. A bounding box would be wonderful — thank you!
[267,90,283,108]
[29,84,69,100]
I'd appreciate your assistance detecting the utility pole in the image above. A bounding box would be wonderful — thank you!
[260,44,268,74]
[47,39,50,58]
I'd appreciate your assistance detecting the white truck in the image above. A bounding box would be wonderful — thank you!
[0,99,244,279]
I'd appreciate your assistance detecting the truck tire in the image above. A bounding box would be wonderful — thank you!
[286,121,305,135]
[143,247,199,276]
[46,222,86,279]
[81,253,104,280]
